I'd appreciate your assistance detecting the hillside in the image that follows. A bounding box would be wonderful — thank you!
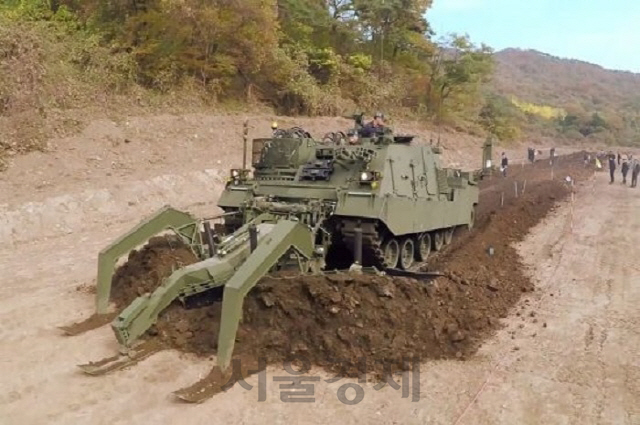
[0,1,498,169]
[2,2,639,173]
[488,48,640,145]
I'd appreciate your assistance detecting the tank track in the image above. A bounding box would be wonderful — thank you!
[337,219,389,268]
[336,217,457,270]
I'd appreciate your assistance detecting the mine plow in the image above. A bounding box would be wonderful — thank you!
[70,203,325,375]
[64,119,488,402]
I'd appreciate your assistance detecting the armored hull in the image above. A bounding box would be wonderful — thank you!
[218,132,478,269]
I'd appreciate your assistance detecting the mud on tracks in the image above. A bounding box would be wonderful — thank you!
[105,150,595,396]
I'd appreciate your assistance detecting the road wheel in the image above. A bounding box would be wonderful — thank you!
[432,231,444,251]
[398,238,415,270]
[444,227,454,245]
[415,233,431,262]
[381,238,400,269]
[467,206,476,230]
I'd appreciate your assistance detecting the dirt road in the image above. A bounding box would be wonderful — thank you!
[1,165,639,424]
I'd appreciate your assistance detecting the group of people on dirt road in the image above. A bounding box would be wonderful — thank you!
[526,147,556,165]
[499,147,557,177]
[607,151,640,187]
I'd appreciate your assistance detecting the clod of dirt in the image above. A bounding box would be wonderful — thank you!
[487,280,500,291]
[75,283,96,294]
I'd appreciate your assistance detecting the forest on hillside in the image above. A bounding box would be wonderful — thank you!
[491,49,640,147]
[1,0,640,163]
[0,0,494,119]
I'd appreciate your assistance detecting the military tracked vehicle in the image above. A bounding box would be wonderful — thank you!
[218,125,478,270]
[62,119,479,402]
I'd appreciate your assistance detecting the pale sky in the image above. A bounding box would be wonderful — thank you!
[427,0,640,73]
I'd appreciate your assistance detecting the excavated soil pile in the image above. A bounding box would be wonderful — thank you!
[108,151,595,391]
[110,236,199,309]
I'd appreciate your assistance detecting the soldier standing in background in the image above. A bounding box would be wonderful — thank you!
[631,157,640,188]
[501,152,509,177]
[621,157,630,185]
[608,152,616,184]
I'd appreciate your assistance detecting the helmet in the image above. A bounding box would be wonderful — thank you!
[374,112,384,119]
[271,121,278,129]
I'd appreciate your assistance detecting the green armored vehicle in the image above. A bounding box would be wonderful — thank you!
[218,126,478,270]
[63,120,479,402]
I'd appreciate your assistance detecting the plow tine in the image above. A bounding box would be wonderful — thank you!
[78,340,163,376]
[59,312,119,336]
[173,357,264,404]
[173,367,232,403]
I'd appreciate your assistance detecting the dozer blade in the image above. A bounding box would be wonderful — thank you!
[78,340,163,376]
[59,312,119,336]
[383,268,445,279]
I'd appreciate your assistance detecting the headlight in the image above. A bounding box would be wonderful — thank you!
[231,169,240,177]
[360,171,372,181]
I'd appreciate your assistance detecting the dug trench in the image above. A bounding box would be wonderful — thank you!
[104,151,595,400]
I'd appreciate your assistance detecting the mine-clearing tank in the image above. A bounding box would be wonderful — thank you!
[217,127,479,270]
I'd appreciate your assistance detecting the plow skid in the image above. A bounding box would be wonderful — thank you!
[78,340,163,376]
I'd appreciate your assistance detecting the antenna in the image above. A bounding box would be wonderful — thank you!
[242,119,248,169]
[436,69,443,147]
[379,0,385,79]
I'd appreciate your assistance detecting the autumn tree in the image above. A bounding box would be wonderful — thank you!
[426,34,494,121]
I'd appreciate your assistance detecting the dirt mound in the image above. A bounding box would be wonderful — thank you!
[153,301,223,354]
[108,151,594,394]
[110,236,199,309]
[237,273,473,372]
